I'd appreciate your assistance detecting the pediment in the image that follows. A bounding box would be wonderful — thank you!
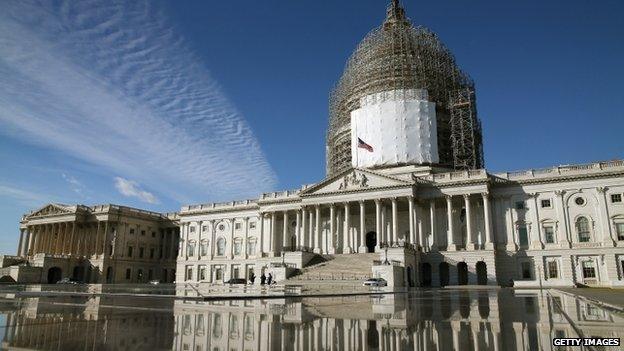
[27,203,74,218]
[301,168,412,196]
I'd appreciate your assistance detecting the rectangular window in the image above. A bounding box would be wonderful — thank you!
[521,261,532,279]
[202,225,208,232]
[129,229,135,235]
[151,231,156,238]
[127,246,133,257]
[150,248,155,259]
[611,194,622,203]
[215,268,223,281]
[249,222,256,229]
[189,226,196,233]
[582,261,596,279]
[518,226,529,247]
[125,268,131,279]
[141,230,146,236]
[515,201,525,210]
[544,226,555,244]
[185,266,193,281]
[187,242,196,257]
[541,199,552,208]
[199,266,206,281]
[547,260,559,279]
[139,247,145,258]
[617,223,624,241]
[200,242,208,256]
[235,222,241,230]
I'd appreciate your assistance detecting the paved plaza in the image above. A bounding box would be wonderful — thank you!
[0,285,622,350]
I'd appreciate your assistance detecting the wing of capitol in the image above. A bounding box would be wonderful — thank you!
[3,0,624,288]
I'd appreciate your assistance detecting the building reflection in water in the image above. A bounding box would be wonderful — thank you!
[1,289,622,350]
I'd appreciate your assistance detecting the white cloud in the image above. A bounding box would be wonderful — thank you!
[114,177,159,204]
[0,0,278,204]
[61,173,85,196]
[0,184,57,208]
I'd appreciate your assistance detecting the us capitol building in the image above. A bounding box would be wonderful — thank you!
[3,1,624,288]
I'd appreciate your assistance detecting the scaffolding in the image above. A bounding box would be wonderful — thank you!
[326,0,484,176]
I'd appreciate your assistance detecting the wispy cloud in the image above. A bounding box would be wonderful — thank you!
[0,0,277,204]
[61,173,85,196]
[0,184,58,208]
[114,177,158,204]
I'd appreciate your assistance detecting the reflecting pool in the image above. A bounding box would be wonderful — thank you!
[0,288,622,350]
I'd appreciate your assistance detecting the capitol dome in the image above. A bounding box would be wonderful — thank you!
[326,0,484,176]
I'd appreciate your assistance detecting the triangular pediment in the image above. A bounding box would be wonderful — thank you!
[27,203,75,218]
[301,168,413,196]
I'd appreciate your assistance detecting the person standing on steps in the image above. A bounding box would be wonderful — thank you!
[267,273,273,285]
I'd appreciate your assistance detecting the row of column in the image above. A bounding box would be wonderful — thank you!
[260,192,494,254]
[18,221,109,257]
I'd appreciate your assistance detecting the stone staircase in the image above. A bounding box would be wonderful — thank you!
[288,253,378,282]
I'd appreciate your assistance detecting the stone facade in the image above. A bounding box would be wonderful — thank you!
[3,203,179,284]
[176,161,624,288]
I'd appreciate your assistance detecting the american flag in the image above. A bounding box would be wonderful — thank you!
[358,137,374,152]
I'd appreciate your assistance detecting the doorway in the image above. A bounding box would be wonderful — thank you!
[366,232,377,253]
[458,262,468,285]
[476,261,487,285]
[47,267,62,284]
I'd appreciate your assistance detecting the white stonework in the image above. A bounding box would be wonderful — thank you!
[176,161,624,288]
[3,204,179,284]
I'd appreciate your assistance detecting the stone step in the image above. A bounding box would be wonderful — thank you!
[290,253,378,281]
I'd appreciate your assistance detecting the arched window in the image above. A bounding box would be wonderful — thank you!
[576,217,591,242]
[216,238,226,256]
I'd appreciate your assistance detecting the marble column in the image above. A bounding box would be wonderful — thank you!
[482,192,494,250]
[447,196,457,251]
[314,205,321,254]
[554,190,571,247]
[408,196,415,245]
[358,201,367,253]
[259,213,265,256]
[270,213,276,255]
[282,211,290,251]
[17,229,25,256]
[597,187,616,246]
[309,209,314,252]
[391,198,398,245]
[301,207,308,250]
[430,200,437,251]
[465,194,475,250]
[329,204,336,254]
[375,199,382,250]
[295,210,301,250]
[344,202,352,253]
[243,218,249,259]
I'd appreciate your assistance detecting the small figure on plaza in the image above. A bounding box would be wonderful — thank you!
[267,273,273,285]
[249,272,255,284]
[260,273,266,285]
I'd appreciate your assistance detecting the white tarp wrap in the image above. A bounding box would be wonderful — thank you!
[351,89,439,168]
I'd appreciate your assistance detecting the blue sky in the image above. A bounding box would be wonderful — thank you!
[0,0,622,253]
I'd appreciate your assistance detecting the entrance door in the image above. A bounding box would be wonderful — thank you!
[421,263,432,287]
[458,262,468,285]
[47,267,62,284]
[106,267,114,283]
[439,262,450,287]
[366,232,377,253]
[476,261,487,285]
